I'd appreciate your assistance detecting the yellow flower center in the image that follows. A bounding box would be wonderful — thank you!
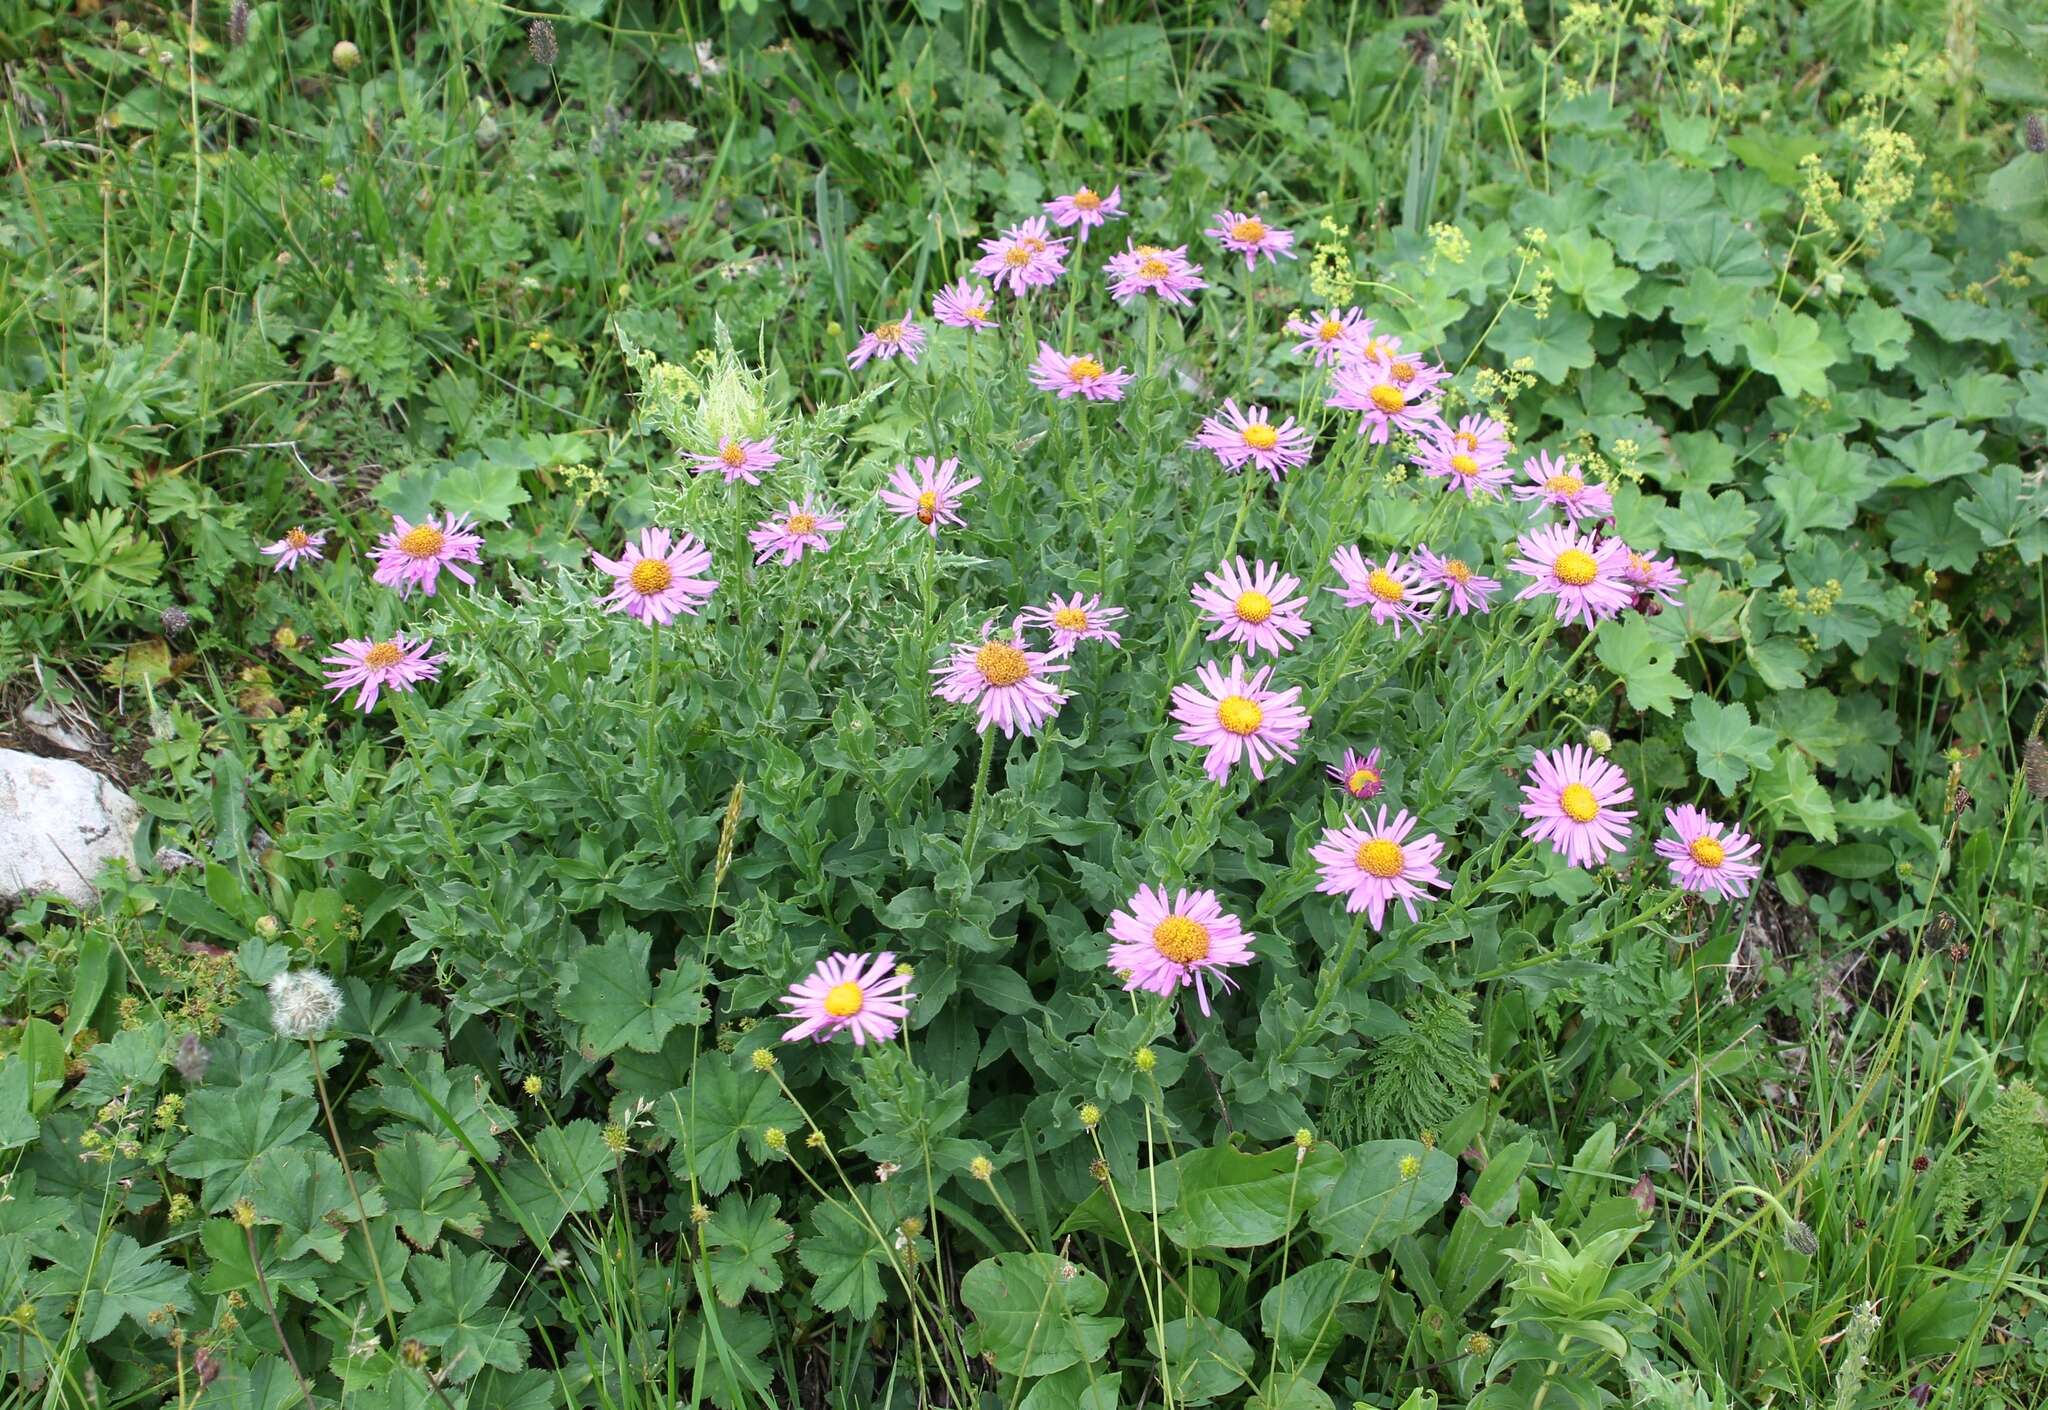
[1231,218,1267,243]
[975,641,1030,687]
[1151,916,1211,965]
[823,981,865,1017]
[1544,472,1585,496]
[1553,549,1600,587]
[629,558,673,594]
[1688,836,1726,868]
[1355,838,1405,878]
[1366,569,1405,603]
[1217,695,1264,735]
[1022,235,1047,253]
[1233,590,1274,624]
[1453,431,1478,452]
[285,527,311,549]
[1068,357,1105,381]
[1004,245,1032,267]
[1628,553,1651,576]
[1318,319,1343,341]
[785,513,817,537]
[964,304,988,323]
[719,441,747,467]
[1560,783,1600,823]
[363,641,404,669]
[1369,384,1406,414]
[1389,360,1417,384]
[1450,452,1479,476]
[1242,422,1279,450]
[1134,243,1163,256]
[874,321,903,343]
[1347,767,1379,794]
[1072,188,1102,211]
[917,490,939,513]
[1359,337,1391,361]
[1053,606,1089,631]
[1444,559,1473,583]
[1138,256,1171,279]
[398,524,446,559]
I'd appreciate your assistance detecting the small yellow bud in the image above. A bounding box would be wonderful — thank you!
[1294,1128,1314,1149]
[231,1200,257,1228]
[969,1155,994,1182]
[806,1130,827,1150]
[253,915,281,939]
[690,1202,711,1225]
[1078,1103,1102,1129]
[750,1048,777,1073]
[1133,1047,1157,1073]
[763,1127,787,1152]
[1398,1154,1422,1180]
[522,1074,544,1097]
[331,39,360,72]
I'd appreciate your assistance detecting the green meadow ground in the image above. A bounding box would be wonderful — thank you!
[4,1,2048,1408]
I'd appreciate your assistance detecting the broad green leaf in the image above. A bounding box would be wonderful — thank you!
[1754,749,1838,841]
[1741,308,1835,399]
[375,1132,488,1248]
[1683,699,1778,796]
[31,1231,192,1341]
[357,1054,518,1164]
[960,1252,1123,1377]
[1261,1259,1384,1370]
[1490,305,1597,383]
[1844,301,1912,369]
[401,1247,527,1382]
[559,927,709,1058]
[1879,419,1987,488]
[168,1086,322,1212]
[1019,1364,1121,1410]
[1763,436,1880,544]
[1885,491,1979,573]
[1657,488,1757,561]
[249,1148,386,1261]
[495,1120,617,1241]
[1310,1141,1456,1255]
[1548,231,1640,318]
[1146,1314,1255,1403]
[1132,1143,1346,1250]
[1957,465,2048,563]
[660,1058,799,1196]
[1595,616,1693,716]
[704,1193,790,1306]
[677,1306,777,1410]
[797,1193,893,1318]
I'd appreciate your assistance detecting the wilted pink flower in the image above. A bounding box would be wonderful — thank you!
[881,456,981,537]
[1043,185,1123,240]
[1285,308,1373,365]
[1190,400,1313,481]
[369,513,484,598]
[1327,353,1446,444]
[974,216,1069,295]
[932,619,1070,738]
[1169,657,1310,786]
[1622,547,1687,608]
[689,435,781,485]
[1028,341,1132,401]
[1105,884,1254,1016]
[1329,747,1385,801]
[1192,557,1312,657]
[322,635,443,712]
[1310,808,1450,930]
[749,498,844,566]
[1204,208,1296,269]
[1327,547,1440,637]
[1414,545,1501,615]
[261,526,327,572]
[1020,593,1125,657]
[780,951,914,1045]
[1508,525,1633,628]
[1511,451,1613,522]
[591,527,718,624]
[932,280,998,332]
[1654,806,1761,901]
[1103,241,1206,306]
[1520,745,1635,869]
[1415,416,1513,498]
[847,315,926,369]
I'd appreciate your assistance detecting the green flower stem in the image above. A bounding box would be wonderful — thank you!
[961,725,997,872]
[1279,907,1371,1064]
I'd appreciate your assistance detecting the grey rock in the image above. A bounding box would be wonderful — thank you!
[0,748,142,908]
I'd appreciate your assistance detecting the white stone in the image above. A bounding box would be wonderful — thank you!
[0,749,142,908]
[21,700,98,755]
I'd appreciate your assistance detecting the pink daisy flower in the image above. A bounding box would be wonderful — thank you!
[779,951,914,1046]
[973,216,1069,296]
[1191,557,1312,657]
[1104,884,1254,1017]
[1020,593,1125,657]
[931,279,998,332]
[847,315,926,369]
[1622,547,1687,609]
[321,635,443,713]
[1169,657,1311,786]
[1028,341,1132,402]
[880,455,981,538]
[1414,545,1501,616]
[1520,745,1635,869]
[1204,208,1296,269]
[1654,806,1762,902]
[1511,451,1614,522]
[1415,416,1513,498]
[1310,807,1450,931]
[749,499,844,566]
[261,526,327,572]
[688,435,781,486]
[1042,185,1123,241]
[932,619,1070,738]
[591,527,718,625]
[1327,353,1447,445]
[1327,547,1440,637]
[1189,400,1314,481]
[1285,308,1373,366]
[369,512,483,599]
[1508,525,1634,629]
[1103,241,1207,307]
[1328,747,1385,801]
